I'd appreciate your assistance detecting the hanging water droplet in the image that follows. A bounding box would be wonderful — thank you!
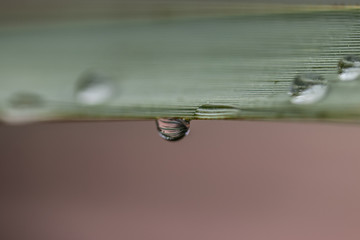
[338,55,360,81]
[156,118,190,141]
[290,74,328,105]
[75,72,115,105]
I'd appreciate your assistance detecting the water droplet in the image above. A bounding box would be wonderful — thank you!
[8,92,45,109]
[4,92,48,124]
[338,55,360,81]
[195,105,239,119]
[75,73,115,105]
[156,118,190,141]
[290,74,328,105]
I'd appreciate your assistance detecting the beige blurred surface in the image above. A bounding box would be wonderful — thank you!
[0,120,360,239]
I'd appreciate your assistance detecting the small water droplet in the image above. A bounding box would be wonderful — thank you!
[338,55,360,81]
[195,105,239,119]
[156,118,190,141]
[4,92,48,124]
[75,73,115,105]
[290,74,328,105]
[9,92,44,109]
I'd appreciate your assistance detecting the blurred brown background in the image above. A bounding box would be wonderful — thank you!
[0,120,360,239]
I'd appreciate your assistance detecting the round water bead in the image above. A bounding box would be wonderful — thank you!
[8,92,45,109]
[75,72,116,105]
[338,55,360,81]
[290,74,328,105]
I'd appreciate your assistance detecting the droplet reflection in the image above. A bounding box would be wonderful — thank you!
[290,74,328,105]
[338,55,360,81]
[75,73,115,105]
[156,118,190,141]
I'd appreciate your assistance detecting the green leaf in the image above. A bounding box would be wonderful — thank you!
[1,6,360,123]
